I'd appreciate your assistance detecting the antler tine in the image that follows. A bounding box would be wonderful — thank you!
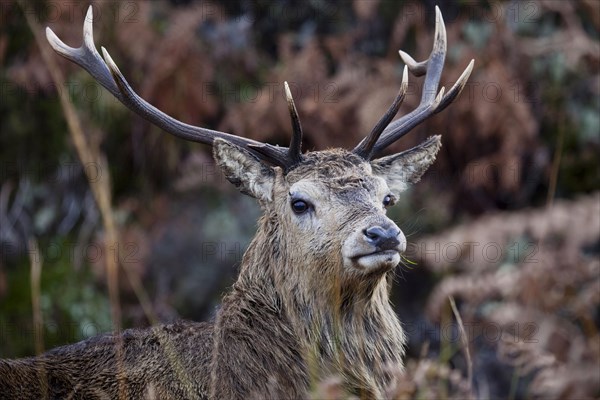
[284,82,304,166]
[364,6,474,157]
[434,59,474,113]
[46,6,292,168]
[46,7,120,99]
[398,50,427,77]
[353,66,408,159]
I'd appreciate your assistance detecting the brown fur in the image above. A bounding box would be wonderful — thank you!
[0,141,441,399]
[0,321,213,399]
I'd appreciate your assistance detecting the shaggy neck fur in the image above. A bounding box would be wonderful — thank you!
[231,209,406,398]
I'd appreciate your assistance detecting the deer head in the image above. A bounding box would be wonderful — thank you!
[46,4,471,270]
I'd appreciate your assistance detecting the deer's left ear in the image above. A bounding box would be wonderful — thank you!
[213,138,276,202]
[370,136,441,193]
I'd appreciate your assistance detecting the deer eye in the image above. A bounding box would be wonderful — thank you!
[291,199,311,214]
[383,194,396,208]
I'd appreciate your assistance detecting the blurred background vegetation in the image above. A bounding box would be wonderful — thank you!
[0,0,598,398]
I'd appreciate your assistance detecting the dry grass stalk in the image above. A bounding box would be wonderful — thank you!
[448,296,473,397]
[27,238,43,356]
[27,237,48,399]
[21,6,126,397]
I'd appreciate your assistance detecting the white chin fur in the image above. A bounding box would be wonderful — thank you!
[348,251,401,272]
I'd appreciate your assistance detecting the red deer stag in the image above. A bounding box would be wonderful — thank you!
[0,5,472,399]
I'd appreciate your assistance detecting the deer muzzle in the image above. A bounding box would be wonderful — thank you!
[342,220,406,273]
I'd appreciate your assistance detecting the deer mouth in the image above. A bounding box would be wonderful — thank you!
[351,250,401,271]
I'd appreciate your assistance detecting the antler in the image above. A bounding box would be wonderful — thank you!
[46,6,303,170]
[48,5,473,169]
[353,66,409,159]
[282,82,304,165]
[353,6,474,159]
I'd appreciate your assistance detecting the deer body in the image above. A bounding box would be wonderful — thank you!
[0,5,473,400]
[0,322,213,399]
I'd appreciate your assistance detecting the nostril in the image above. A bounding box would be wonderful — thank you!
[364,225,401,250]
[388,226,401,239]
[364,226,384,241]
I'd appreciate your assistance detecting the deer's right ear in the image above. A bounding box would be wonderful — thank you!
[213,138,276,202]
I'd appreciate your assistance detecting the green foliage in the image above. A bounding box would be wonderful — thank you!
[0,238,110,358]
[0,75,67,184]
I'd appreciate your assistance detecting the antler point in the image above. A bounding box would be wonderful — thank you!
[100,46,119,74]
[435,5,443,23]
[45,26,57,42]
[284,81,293,100]
[434,86,446,106]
